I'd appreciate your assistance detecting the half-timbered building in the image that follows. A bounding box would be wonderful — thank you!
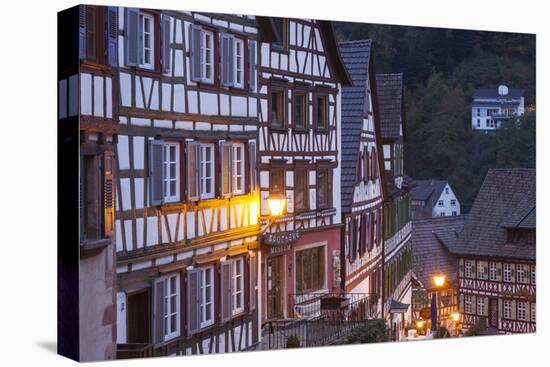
[338,40,385,315]
[255,18,352,321]
[376,73,414,340]
[58,4,119,361]
[453,168,536,334]
[114,9,263,357]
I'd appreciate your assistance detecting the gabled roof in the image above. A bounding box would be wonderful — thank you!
[411,216,465,291]
[452,168,536,260]
[255,17,352,86]
[376,73,403,140]
[339,40,373,212]
[411,180,448,205]
[473,88,524,99]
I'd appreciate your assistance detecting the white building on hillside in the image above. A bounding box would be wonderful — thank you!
[471,85,524,131]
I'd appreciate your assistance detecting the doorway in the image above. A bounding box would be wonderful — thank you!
[267,255,284,319]
[126,289,151,343]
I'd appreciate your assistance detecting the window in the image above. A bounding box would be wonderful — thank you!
[270,165,285,193]
[140,13,154,69]
[477,108,480,116]
[162,274,180,340]
[503,300,512,319]
[486,120,489,128]
[477,262,485,279]
[465,260,475,278]
[531,265,536,285]
[317,167,332,208]
[296,246,325,293]
[295,167,309,211]
[293,92,308,130]
[451,199,456,206]
[438,200,444,206]
[531,303,536,322]
[445,188,449,194]
[452,211,457,216]
[315,95,328,130]
[270,89,286,129]
[465,295,473,314]
[517,301,527,321]
[163,143,180,203]
[234,38,244,88]
[272,18,289,49]
[477,118,480,127]
[202,30,214,83]
[489,262,498,281]
[232,144,245,195]
[503,263,512,282]
[199,267,214,328]
[477,297,486,316]
[439,212,445,217]
[231,258,244,315]
[199,144,215,199]
[517,264,526,283]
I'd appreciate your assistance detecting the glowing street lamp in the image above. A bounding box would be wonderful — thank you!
[433,274,446,288]
[266,191,286,217]
[451,312,461,322]
[416,320,425,329]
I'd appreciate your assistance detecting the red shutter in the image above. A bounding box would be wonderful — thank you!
[186,269,200,334]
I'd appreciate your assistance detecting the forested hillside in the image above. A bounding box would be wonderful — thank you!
[334,22,536,211]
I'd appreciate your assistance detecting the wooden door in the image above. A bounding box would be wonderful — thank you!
[489,298,498,328]
[127,289,151,343]
[267,255,284,319]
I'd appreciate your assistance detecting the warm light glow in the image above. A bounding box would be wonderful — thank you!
[451,312,461,322]
[416,320,425,329]
[249,201,259,225]
[266,192,286,217]
[433,274,446,287]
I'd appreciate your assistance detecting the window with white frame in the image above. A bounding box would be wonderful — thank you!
[503,263,512,282]
[163,143,180,202]
[199,144,215,199]
[531,265,536,285]
[477,262,485,279]
[234,38,245,88]
[140,13,154,69]
[231,257,244,315]
[503,300,512,319]
[517,264,526,283]
[477,297,486,316]
[199,266,214,328]
[517,301,527,321]
[162,274,180,340]
[201,30,214,83]
[465,260,475,278]
[438,200,444,206]
[232,144,245,195]
[451,199,456,206]
[465,295,473,314]
[489,262,498,281]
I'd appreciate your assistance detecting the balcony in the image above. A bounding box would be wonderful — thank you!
[288,292,380,321]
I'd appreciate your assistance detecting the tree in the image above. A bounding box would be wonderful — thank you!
[346,319,388,344]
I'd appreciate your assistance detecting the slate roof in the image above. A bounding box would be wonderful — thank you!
[339,40,372,212]
[473,87,524,99]
[452,168,536,260]
[411,216,465,291]
[376,73,403,140]
[411,180,448,206]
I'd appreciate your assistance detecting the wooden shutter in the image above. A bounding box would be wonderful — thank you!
[187,269,200,334]
[248,142,257,193]
[248,40,256,91]
[161,15,171,73]
[496,262,503,281]
[103,151,115,236]
[220,261,232,322]
[363,149,369,183]
[148,140,164,206]
[220,142,232,197]
[511,300,517,320]
[249,253,257,310]
[510,263,516,283]
[459,258,464,278]
[369,211,375,251]
[359,214,366,256]
[220,33,235,87]
[153,279,165,344]
[189,25,202,81]
[187,142,199,201]
[79,6,87,59]
[471,295,477,315]
[124,8,139,67]
[459,293,464,312]
[106,7,118,67]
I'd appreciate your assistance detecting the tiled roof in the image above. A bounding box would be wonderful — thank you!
[339,40,372,212]
[411,179,448,205]
[452,168,536,260]
[411,216,465,290]
[473,87,524,99]
[376,73,403,140]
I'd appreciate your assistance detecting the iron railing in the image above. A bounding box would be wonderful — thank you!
[288,292,379,321]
